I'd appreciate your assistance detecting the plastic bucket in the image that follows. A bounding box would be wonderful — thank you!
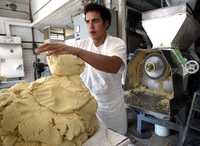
[154,124,170,137]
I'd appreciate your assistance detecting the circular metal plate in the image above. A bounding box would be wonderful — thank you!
[144,54,167,79]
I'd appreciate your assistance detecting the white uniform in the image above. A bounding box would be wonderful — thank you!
[67,35,127,135]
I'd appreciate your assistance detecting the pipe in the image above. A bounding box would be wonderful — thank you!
[29,0,38,55]
[165,0,170,6]
[118,0,126,41]
[103,0,112,8]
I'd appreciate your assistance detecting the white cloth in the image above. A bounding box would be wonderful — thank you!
[83,118,111,146]
[84,117,130,146]
[66,35,127,134]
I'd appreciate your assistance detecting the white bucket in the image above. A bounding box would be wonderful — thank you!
[154,124,170,137]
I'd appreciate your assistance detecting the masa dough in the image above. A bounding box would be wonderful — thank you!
[47,55,84,76]
[0,54,98,146]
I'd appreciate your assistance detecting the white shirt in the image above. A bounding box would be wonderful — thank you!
[69,35,126,108]
[66,35,127,134]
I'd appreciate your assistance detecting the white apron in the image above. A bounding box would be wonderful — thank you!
[80,37,127,135]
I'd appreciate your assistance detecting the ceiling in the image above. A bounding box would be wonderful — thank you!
[1,0,200,28]
[32,0,82,29]
[32,0,162,29]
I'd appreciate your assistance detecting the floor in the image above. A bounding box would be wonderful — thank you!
[127,132,178,146]
[126,110,178,146]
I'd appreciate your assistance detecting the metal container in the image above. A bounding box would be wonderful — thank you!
[166,0,197,9]
[142,5,200,50]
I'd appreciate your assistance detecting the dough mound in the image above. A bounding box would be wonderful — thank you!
[47,55,85,76]
[0,55,98,146]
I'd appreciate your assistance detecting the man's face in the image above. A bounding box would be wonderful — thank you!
[85,11,108,40]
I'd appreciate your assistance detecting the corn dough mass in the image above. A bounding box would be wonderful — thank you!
[0,55,98,146]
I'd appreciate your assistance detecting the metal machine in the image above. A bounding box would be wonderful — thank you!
[0,36,24,80]
[126,3,200,124]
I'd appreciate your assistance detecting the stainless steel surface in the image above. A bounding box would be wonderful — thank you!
[126,49,178,116]
[166,0,197,9]
[125,92,170,118]
[142,4,200,49]
[142,4,188,20]
[141,74,173,93]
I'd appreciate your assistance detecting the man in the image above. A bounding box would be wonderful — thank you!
[36,3,127,135]
[33,58,48,79]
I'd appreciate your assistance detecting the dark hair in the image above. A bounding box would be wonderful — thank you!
[84,3,111,29]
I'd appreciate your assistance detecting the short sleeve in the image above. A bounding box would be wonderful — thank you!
[107,44,127,68]
[106,37,127,71]
[65,39,90,51]
[106,37,127,84]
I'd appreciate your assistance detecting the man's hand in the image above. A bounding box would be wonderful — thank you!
[35,43,80,56]
[35,43,123,74]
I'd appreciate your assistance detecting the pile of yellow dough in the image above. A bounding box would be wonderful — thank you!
[0,55,98,146]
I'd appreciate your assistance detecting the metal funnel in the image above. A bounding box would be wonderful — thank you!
[166,0,197,10]
[142,4,200,49]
